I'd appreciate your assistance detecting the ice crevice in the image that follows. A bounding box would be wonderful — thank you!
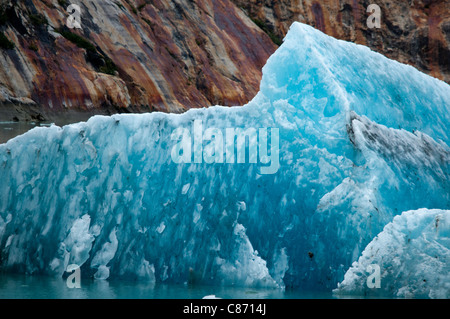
[0,23,449,296]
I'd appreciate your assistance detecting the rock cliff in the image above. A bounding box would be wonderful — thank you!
[0,0,276,121]
[232,0,450,84]
[0,0,448,122]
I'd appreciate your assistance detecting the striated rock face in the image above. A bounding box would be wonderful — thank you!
[232,0,450,84]
[0,0,276,120]
[0,0,448,122]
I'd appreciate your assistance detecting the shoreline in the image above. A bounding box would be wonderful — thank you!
[0,100,138,125]
[0,101,125,143]
[0,100,165,143]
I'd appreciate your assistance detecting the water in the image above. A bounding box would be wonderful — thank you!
[0,121,48,144]
[0,274,335,299]
[0,112,95,144]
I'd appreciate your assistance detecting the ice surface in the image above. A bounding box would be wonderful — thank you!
[334,209,450,298]
[202,295,221,299]
[0,23,449,294]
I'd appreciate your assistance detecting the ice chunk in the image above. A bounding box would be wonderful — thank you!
[217,223,278,288]
[156,222,166,234]
[0,23,449,292]
[334,209,450,298]
[202,295,222,299]
[181,183,190,195]
[91,228,118,280]
[64,214,95,269]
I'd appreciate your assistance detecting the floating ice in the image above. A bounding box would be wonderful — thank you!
[0,23,449,294]
[334,209,450,298]
[202,295,221,299]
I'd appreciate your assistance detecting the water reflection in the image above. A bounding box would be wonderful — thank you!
[0,113,95,144]
[0,273,335,299]
[0,121,57,144]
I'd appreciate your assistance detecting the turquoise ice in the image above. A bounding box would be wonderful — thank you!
[335,208,450,298]
[0,23,449,296]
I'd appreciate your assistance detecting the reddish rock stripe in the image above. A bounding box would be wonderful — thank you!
[232,0,450,84]
[0,0,277,119]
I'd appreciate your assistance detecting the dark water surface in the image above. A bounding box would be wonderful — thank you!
[0,273,337,299]
[0,113,96,144]
[0,121,49,144]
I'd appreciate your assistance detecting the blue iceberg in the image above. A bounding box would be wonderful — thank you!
[334,208,450,298]
[0,22,449,296]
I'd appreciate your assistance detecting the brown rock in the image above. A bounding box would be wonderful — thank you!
[1,0,447,122]
[0,0,277,120]
[232,0,450,84]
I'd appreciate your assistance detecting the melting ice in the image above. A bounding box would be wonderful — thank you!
[0,23,449,297]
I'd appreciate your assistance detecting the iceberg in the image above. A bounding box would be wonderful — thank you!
[334,209,450,299]
[0,22,449,295]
